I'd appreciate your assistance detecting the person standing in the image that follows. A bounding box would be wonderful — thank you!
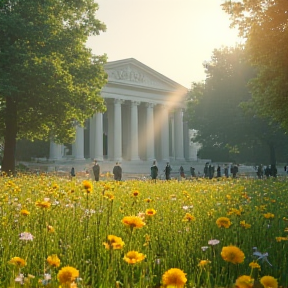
[190,167,196,178]
[179,165,185,178]
[204,163,209,178]
[113,162,122,181]
[164,162,172,180]
[150,160,158,182]
[92,160,100,181]
[70,167,76,179]
[217,165,221,178]
[224,165,229,177]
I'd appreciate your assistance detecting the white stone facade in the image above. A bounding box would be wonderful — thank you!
[49,58,190,162]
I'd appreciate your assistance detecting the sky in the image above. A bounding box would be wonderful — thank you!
[86,0,241,89]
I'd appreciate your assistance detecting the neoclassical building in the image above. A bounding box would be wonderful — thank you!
[49,58,191,162]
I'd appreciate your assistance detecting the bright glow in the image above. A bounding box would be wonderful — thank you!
[86,0,241,88]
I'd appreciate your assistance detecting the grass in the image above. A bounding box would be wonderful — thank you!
[0,174,287,287]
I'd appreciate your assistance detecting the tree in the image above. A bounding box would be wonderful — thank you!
[185,46,288,164]
[0,0,107,173]
[222,0,288,131]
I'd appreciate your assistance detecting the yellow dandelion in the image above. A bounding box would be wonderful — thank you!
[235,275,254,288]
[264,213,274,219]
[240,220,251,229]
[35,201,51,209]
[221,245,245,264]
[249,261,261,270]
[20,209,30,216]
[123,251,146,264]
[276,237,288,242]
[8,257,26,267]
[216,217,232,228]
[57,266,79,285]
[103,235,125,250]
[162,268,187,288]
[104,193,115,201]
[183,213,195,222]
[122,216,145,229]
[260,276,278,288]
[47,254,60,268]
[145,209,156,217]
[82,180,93,193]
[198,260,211,267]
[47,225,55,233]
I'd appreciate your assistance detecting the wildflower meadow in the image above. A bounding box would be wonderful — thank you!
[1,174,287,288]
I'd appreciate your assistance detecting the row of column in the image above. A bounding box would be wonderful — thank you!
[49,99,185,161]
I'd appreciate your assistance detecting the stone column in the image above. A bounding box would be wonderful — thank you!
[89,115,96,159]
[94,112,103,161]
[49,141,62,160]
[145,103,155,161]
[161,105,169,161]
[130,101,140,160]
[114,99,124,161]
[72,125,85,160]
[174,108,185,161]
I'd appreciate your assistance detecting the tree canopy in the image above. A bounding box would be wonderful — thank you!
[222,0,288,131]
[0,0,107,172]
[186,46,288,164]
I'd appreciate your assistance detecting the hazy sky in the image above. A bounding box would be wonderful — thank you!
[86,0,241,89]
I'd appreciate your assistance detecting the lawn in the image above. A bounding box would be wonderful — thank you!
[0,174,286,288]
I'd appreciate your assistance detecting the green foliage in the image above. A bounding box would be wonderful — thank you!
[222,0,288,131]
[0,0,108,172]
[16,139,49,161]
[186,46,288,164]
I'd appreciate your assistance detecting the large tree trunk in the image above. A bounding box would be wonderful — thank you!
[2,97,17,174]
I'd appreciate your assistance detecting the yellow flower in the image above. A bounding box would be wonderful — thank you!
[249,260,260,269]
[260,276,278,288]
[47,225,55,233]
[122,216,145,229]
[57,266,79,285]
[198,260,211,267]
[47,254,60,268]
[123,251,146,264]
[20,209,30,216]
[221,245,245,264]
[162,268,187,288]
[216,217,231,228]
[276,237,288,242]
[235,275,254,288]
[132,190,139,197]
[264,213,274,219]
[103,235,125,250]
[145,208,156,216]
[144,198,152,203]
[8,257,26,267]
[82,180,93,193]
[104,193,115,201]
[35,201,51,209]
[183,213,195,222]
[240,220,251,229]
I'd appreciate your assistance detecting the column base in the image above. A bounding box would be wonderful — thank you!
[130,157,141,161]
[176,157,186,161]
[94,156,104,161]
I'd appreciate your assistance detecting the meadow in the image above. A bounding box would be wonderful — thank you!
[0,174,287,288]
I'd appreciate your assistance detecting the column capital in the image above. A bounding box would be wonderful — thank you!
[131,100,141,106]
[145,102,155,108]
[114,98,125,105]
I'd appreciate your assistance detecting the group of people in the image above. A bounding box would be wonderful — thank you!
[256,164,278,179]
[203,163,239,179]
[70,161,122,181]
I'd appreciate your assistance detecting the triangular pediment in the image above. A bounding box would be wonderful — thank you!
[104,58,187,92]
